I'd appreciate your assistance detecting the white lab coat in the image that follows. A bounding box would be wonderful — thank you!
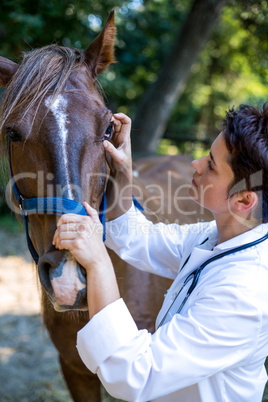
[77,205,268,402]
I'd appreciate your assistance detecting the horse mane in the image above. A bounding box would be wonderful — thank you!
[0,45,86,144]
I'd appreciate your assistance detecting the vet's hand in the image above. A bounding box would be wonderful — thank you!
[53,202,120,318]
[103,113,133,220]
[103,112,132,177]
[52,202,109,271]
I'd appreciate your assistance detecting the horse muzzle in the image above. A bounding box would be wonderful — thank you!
[38,251,88,311]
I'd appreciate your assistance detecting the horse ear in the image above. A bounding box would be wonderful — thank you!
[0,56,18,87]
[85,10,116,79]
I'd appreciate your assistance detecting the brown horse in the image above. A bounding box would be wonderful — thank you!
[0,11,212,401]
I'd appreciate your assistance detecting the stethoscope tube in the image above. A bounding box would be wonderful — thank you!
[158,231,268,328]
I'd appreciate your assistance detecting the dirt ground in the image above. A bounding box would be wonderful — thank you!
[0,227,73,402]
[0,223,267,402]
[0,225,116,402]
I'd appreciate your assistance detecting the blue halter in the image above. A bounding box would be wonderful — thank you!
[8,137,143,265]
[8,137,107,265]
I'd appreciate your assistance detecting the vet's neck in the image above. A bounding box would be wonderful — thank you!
[214,212,260,245]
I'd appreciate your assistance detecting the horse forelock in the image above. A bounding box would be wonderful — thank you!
[0,45,86,149]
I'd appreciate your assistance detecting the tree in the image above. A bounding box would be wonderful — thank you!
[0,0,267,159]
[164,0,268,151]
[132,0,227,156]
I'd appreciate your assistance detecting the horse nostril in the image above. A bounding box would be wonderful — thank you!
[77,265,87,284]
[81,266,87,277]
[38,261,54,295]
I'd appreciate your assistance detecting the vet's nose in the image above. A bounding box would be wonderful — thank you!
[191,156,206,175]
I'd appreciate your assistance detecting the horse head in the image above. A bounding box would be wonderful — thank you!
[0,11,116,312]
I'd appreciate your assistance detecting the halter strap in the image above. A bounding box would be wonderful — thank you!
[8,137,143,265]
[8,137,107,264]
[20,197,88,216]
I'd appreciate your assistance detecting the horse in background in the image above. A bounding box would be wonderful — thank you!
[0,11,212,401]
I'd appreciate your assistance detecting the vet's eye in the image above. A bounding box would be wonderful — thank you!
[207,160,214,171]
[5,126,22,142]
[103,122,114,141]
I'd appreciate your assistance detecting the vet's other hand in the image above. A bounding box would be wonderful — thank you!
[52,202,108,271]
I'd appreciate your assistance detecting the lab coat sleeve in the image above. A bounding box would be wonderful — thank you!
[77,286,261,402]
[105,203,210,279]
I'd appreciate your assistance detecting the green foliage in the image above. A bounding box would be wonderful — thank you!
[0,0,190,114]
[99,0,191,115]
[0,0,121,55]
[0,0,267,152]
[0,212,20,233]
[165,0,268,146]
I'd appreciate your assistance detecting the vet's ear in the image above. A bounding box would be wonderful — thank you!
[85,10,116,80]
[0,56,18,87]
[235,191,259,212]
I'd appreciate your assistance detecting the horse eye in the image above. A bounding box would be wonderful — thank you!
[103,122,114,141]
[5,126,22,142]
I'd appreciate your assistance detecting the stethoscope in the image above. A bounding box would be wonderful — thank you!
[157,231,268,328]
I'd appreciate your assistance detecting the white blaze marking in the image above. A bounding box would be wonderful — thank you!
[45,95,73,199]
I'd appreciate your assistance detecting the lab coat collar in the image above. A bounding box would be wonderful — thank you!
[213,222,268,251]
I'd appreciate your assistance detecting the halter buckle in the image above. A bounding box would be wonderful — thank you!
[19,195,27,216]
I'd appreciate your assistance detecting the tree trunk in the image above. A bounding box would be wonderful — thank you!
[132,0,227,157]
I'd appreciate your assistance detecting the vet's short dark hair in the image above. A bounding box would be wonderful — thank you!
[223,103,268,223]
